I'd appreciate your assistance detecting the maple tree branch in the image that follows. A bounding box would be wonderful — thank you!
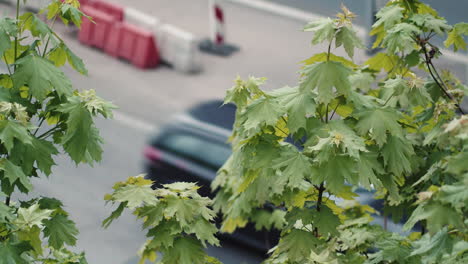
[421,45,465,114]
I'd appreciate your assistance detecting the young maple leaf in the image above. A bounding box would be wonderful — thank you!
[445,23,468,51]
[13,55,72,101]
[43,214,79,249]
[372,5,404,30]
[300,61,352,105]
[355,108,403,146]
[382,23,422,54]
[269,86,317,134]
[335,25,365,58]
[410,14,451,35]
[304,18,336,45]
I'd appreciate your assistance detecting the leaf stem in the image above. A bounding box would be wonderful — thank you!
[2,55,12,75]
[42,15,59,57]
[13,0,20,71]
[33,117,46,136]
[329,103,339,120]
[325,105,329,123]
[37,125,60,139]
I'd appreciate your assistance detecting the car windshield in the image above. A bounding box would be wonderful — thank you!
[158,133,231,170]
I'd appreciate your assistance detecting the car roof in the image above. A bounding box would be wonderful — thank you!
[187,100,236,131]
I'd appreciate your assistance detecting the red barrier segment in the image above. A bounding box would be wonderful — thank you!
[78,6,95,44]
[132,30,160,68]
[91,0,124,21]
[104,23,122,57]
[79,6,115,49]
[111,22,160,69]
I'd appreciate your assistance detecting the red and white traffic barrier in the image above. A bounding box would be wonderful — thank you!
[200,0,238,56]
[210,0,225,46]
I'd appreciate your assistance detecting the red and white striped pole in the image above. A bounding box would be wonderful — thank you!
[200,0,238,56]
[209,0,225,46]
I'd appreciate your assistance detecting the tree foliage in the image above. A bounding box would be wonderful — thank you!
[105,1,468,263]
[0,0,115,263]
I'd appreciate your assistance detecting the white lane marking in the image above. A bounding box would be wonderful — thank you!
[113,110,157,134]
[226,0,366,36]
[227,0,468,65]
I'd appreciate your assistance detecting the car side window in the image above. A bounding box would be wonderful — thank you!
[157,133,231,170]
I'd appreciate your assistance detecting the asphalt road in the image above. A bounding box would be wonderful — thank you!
[1,0,467,263]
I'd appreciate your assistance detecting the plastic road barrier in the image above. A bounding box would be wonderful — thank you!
[158,24,201,73]
[91,0,124,21]
[123,7,161,31]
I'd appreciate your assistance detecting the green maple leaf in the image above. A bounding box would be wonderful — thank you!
[350,71,374,92]
[445,23,468,51]
[373,5,404,30]
[135,204,164,229]
[0,120,32,152]
[162,237,207,264]
[381,135,414,176]
[410,228,454,262]
[382,23,422,54]
[304,18,336,45]
[13,55,72,101]
[59,98,104,164]
[438,183,468,210]
[0,202,14,223]
[300,61,352,105]
[61,4,85,28]
[273,146,313,189]
[270,86,317,134]
[11,138,58,176]
[328,120,367,159]
[355,108,403,146]
[369,234,412,264]
[21,13,54,39]
[278,229,319,262]
[302,52,358,68]
[252,209,286,231]
[240,97,284,134]
[0,241,32,264]
[335,25,365,58]
[365,52,399,73]
[146,220,181,250]
[188,219,219,247]
[102,202,126,229]
[410,14,451,35]
[0,159,32,194]
[17,225,42,256]
[314,155,357,193]
[112,184,158,209]
[14,203,52,229]
[48,43,88,75]
[314,206,341,236]
[224,76,265,108]
[358,152,384,190]
[43,214,79,249]
[164,196,201,227]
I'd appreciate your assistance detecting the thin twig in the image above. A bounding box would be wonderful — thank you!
[329,103,340,120]
[2,56,12,75]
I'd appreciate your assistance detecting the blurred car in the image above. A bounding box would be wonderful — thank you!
[143,100,279,252]
[143,100,406,252]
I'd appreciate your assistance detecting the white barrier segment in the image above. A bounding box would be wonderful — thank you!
[158,24,201,73]
[123,7,161,31]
